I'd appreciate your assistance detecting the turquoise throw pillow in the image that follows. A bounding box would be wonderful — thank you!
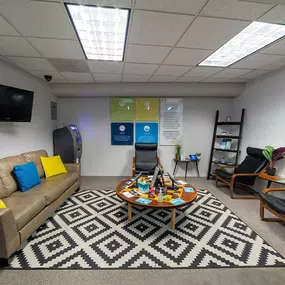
[13,162,41,192]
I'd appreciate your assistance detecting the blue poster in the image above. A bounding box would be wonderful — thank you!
[136,123,158,143]
[111,123,134,145]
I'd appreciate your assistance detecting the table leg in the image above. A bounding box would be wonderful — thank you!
[170,208,176,230]
[128,203,132,221]
[173,162,178,176]
[185,162,188,180]
[196,161,200,177]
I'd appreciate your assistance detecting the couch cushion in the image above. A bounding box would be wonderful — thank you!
[29,172,78,205]
[21,150,48,178]
[2,191,46,230]
[0,155,27,199]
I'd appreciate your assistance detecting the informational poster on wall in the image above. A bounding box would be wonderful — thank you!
[136,123,158,143]
[111,123,134,145]
[136,98,159,121]
[110,98,134,121]
[160,98,183,145]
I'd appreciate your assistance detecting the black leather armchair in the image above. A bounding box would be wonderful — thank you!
[132,143,161,176]
[215,147,268,199]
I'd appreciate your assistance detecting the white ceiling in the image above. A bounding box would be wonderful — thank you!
[1,0,285,84]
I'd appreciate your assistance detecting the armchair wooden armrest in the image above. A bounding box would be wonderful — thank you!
[263,187,285,194]
[218,165,239,169]
[132,157,136,177]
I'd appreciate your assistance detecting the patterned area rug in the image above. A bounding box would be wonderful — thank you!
[9,189,285,269]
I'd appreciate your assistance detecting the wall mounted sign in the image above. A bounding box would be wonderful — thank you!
[111,123,134,145]
[136,122,158,143]
[136,98,159,121]
[160,98,183,145]
[110,98,134,121]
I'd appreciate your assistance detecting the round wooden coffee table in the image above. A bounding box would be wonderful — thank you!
[116,178,197,229]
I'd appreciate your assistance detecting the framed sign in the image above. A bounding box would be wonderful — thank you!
[111,123,134,145]
[136,122,158,143]
[110,98,134,121]
[136,98,159,121]
[160,98,183,145]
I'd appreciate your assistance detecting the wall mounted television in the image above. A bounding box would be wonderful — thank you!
[0,84,34,122]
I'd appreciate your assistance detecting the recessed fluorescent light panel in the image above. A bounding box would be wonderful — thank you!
[199,21,285,67]
[65,4,130,61]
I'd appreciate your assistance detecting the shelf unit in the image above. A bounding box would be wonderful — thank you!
[207,109,245,180]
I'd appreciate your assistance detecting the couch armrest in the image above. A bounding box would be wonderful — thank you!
[64,163,80,174]
[0,208,20,259]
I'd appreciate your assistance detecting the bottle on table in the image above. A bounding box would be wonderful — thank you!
[158,189,163,202]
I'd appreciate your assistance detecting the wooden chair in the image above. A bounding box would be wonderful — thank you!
[260,188,285,222]
[132,143,162,177]
[215,147,268,199]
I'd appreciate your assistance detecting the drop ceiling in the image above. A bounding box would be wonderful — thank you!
[1,0,285,83]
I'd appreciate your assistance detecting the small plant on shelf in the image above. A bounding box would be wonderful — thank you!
[174,144,182,161]
[196,152,201,159]
[263,146,285,176]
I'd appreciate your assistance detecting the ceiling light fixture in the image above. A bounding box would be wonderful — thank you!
[65,4,130,61]
[199,21,285,67]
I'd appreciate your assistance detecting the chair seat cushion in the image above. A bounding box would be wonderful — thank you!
[261,194,285,216]
[30,172,78,205]
[3,192,46,230]
[216,169,232,181]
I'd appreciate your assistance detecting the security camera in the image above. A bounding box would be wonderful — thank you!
[44,75,52,82]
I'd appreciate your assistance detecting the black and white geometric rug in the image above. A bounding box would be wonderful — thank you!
[9,189,285,269]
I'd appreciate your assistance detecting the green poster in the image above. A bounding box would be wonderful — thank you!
[136,98,159,121]
[110,98,134,121]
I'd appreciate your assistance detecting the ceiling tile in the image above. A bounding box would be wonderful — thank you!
[61,72,94,82]
[212,68,253,79]
[155,65,192,76]
[29,70,65,81]
[0,16,20,36]
[88,61,123,74]
[230,54,285,69]
[259,58,285,71]
[93,73,121,82]
[0,36,40,57]
[176,77,205,82]
[135,0,208,14]
[125,45,172,64]
[124,63,159,75]
[228,78,248,83]
[122,74,151,82]
[184,66,224,77]
[177,17,250,49]
[48,58,89,72]
[238,69,271,79]
[164,48,213,66]
[203,78,230,82]
[200,0,273,21]
[7,57,56,71]
[259,5,285,24]
[260,39,285,55]
[149,76,179,82]
[129,10,193,46]
[1,1,75,39]
[27,38,84,59]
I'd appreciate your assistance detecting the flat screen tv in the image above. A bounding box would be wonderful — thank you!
[0,84,34,122]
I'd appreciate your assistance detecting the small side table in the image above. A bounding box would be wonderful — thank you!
[173,159,200,179]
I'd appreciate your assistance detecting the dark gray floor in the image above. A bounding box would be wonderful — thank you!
[1,177,285,285]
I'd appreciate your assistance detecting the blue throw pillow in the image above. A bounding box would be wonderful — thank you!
[13,162,41,192]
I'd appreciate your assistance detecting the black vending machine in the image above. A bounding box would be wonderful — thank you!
[53,125,82,163]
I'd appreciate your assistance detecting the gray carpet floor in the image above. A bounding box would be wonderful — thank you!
[1,177,285,285]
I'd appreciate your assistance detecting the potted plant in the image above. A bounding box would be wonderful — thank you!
[263,146,285,176]
[196,152,201,160]
[174,144,182,161]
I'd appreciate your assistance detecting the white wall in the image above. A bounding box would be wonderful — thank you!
[0,59,56,158]
[58,97,233,177]
[234,67,285,161]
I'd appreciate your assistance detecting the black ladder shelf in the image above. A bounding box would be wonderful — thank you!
[207,109,245,180]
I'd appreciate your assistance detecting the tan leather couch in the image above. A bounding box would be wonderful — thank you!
[0,150,80,265]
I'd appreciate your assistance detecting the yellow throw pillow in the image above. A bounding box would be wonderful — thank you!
[0,200,6,209]
[40,155,67,178]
